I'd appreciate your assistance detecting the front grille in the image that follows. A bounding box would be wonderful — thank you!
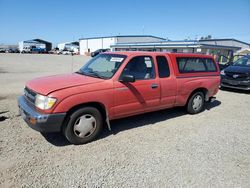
[24,87,36,103]
[225,72,249,81]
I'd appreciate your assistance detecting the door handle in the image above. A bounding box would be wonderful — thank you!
[151,84,158,89]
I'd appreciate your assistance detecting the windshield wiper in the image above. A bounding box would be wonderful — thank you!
[87,71,104,79]
[76,70,105,79]
[75,70,85,75]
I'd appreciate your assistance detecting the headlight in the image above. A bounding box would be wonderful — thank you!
[220,70,225,76]
[35,94,57,110]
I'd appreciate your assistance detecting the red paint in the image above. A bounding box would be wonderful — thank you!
[26,52,220,119]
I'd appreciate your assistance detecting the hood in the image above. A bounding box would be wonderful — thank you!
[225,65,250,74]
[26,73,103,95]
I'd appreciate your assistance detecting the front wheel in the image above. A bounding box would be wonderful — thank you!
[63,107,103,145]
[186,92,205,114]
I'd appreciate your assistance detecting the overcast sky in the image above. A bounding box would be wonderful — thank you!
[0,0,249,45]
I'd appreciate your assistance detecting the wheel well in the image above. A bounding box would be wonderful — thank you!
[186,88,209,106]
[62,102,107,131]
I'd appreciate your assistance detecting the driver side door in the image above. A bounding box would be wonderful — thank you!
[113,56,160,119]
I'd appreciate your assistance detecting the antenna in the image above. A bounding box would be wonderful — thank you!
[71,53,73,73]
[71,36,74,73]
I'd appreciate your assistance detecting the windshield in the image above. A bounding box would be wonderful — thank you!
[78,54,126,79]
[233,56,250,67]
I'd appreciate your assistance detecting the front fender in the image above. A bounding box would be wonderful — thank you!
[52,89,114,118]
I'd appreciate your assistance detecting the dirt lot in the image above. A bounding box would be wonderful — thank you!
[0,53,250,187]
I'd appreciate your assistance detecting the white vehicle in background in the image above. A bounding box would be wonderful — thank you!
[59,49,73,55]
[48,48,60,55]
[21,46,31,53]
[0,48,5,53]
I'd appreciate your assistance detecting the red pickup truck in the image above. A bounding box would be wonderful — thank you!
[18,52,220,144]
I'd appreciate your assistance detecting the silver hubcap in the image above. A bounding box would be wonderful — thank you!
[73,114,97,138]
[192,95,203,110]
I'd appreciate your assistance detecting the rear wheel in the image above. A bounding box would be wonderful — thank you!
[63,107,103,145]
[186,92,205,114]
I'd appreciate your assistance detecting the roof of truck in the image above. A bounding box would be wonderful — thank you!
[105,51,214,58]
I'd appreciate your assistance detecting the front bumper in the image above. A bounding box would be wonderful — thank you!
[221,78,250,91]
[18,96,66,132]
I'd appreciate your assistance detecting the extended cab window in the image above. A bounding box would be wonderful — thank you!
[121,56,155,80]
[176,57,217,73]
[156,56,170,78]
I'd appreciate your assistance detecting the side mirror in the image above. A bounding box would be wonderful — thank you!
[119,75,135,83]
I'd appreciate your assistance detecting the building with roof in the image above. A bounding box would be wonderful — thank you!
[79,35,249,61]
[18,39,52,52]
[111,38,250,62]
[199,39,250,50]
[57,41,79,54]
[79,35,165,55]
[0,44,18,51]
[58,41,79,51]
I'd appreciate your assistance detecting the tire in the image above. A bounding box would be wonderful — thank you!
[63,107,103,145]
[186,92,205,114]
[219,85,226,90]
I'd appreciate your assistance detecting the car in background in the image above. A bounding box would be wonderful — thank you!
[59,49,73,55]
[5,48,13,53]
[5,48,20,53]
[31,47,46,53]
[21,46,31,53]
[218,55,245,70]
[0,48,6,53]
[21,46,46,53]
[221,55,250,90]
[48,48,60,55]
[91,49,110,57]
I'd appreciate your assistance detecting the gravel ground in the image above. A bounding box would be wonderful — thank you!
[0,53,250,187]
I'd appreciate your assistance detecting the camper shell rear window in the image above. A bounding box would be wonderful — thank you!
[176,57,217,73]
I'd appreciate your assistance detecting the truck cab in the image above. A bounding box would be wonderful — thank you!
[18,52,220,144]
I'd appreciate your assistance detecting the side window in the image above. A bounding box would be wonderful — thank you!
[156,56,170,78]
[176,57,216,73]
[203,58,217,71]
[121,56,155,80]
